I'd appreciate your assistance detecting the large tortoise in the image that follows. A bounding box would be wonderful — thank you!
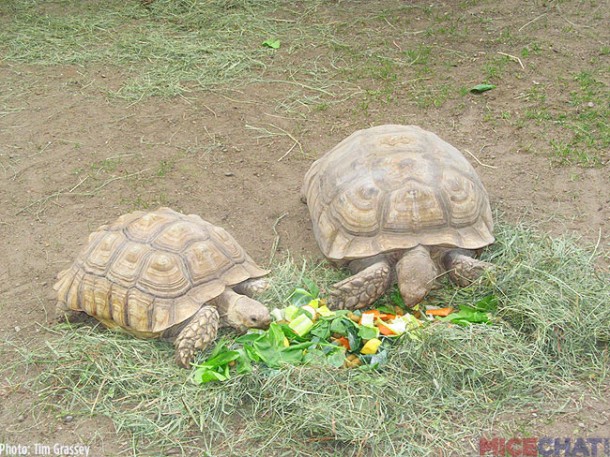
[54,207,271,367]
[301,125,494,310]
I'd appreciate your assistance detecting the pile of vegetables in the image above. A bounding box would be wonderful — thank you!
[192,280,497,384]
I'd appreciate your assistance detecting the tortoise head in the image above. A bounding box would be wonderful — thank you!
[216,291,271,333]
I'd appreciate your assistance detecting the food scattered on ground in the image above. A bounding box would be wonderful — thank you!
[193,281,498,384]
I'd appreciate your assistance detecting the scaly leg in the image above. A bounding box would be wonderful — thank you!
[442,248,493,287]
[173,305,219,368]
[233,278,270,297]
[328,260,392,310]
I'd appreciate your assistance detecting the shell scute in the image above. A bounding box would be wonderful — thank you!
[125,210,174,242]
[441,169,482,227]
[106,241,150,286]
[332,182,382,236]
[382,185,446,232]
[183,240,233,284]
[82,230,125,275]
[136,250,191,297]
[208,225,247,263]
[123,288,155,330]
[152,220,210,252]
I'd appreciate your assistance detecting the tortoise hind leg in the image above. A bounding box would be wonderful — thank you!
[395,246,439,307]
[53,267,86,323]
[172,305,220,368]
[54,298,71,323]
[442,248,493,287]
[328,259,392,310]
[54,302,87,324]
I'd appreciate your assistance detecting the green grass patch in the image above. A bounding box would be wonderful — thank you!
[517,70,609,166]
[0,0,408,104]
[4,222,608,455]
[1,0,279,98]
[0,1,458,109]
[482,55,511,82]
[411,83,453,109]
[554,71,610,166]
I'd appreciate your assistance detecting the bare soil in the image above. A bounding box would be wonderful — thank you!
[1,0,608,455]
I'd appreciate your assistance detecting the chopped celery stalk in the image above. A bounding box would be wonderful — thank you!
[270,308,284,322]
[376,318,400,336]
[360,313,375,326]
[383,318,406,335]
[380,314,421,336]
[317,305,335,317]
[397,314,421,331]
[288,314,314,337]
[283,305,300,322]
[301,305,317,320]
[307,298,320,309]
[360,338,382,354]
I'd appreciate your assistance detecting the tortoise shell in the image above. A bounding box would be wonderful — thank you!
[301,125,494,261]
[53,207,268,336]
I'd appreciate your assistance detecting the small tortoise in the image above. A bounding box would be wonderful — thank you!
[301,125,494,309]
[54,207,271,367]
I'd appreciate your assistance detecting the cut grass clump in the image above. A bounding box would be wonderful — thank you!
[0,0,344,100]
[5,221,608,455]
[0,1,286,98]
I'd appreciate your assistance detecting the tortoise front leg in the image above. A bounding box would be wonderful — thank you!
[328,260,392,310]
[173,305,219,368]
[442,248,493,287]
[395,245,439,307]
[233,278,270,297]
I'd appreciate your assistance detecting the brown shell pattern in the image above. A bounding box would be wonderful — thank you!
[53,207,268,335]
[302,125,494,260]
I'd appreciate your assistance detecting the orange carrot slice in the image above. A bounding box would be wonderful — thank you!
[377,322,397,336]
[425,307,454,317]
[334,337,350,350]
